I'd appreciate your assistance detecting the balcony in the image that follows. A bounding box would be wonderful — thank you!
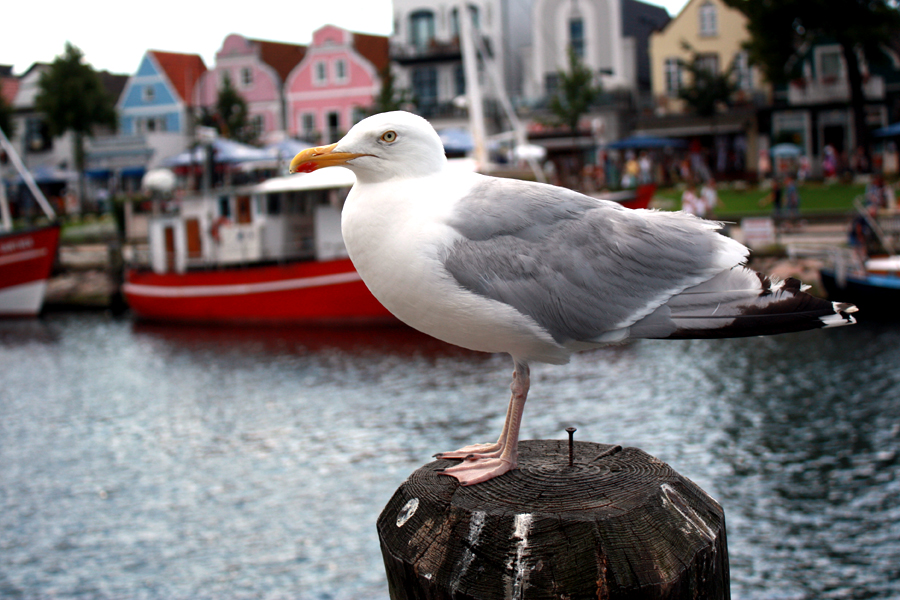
[787,75,884,105]
[391,36,493,66]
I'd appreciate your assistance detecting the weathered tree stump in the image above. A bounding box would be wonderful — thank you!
[378,440,729,600]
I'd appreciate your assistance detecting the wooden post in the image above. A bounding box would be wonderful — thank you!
[378,440,729,600]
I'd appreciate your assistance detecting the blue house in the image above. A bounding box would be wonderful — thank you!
[95,50,207,187]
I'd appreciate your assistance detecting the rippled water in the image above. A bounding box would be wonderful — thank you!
[1,313,898,599]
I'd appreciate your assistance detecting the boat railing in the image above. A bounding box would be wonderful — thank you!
[787,242,865,288]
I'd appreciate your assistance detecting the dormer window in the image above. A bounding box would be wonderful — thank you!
[241,67,253,87]
[699,1,717,37]
[142,85,155,103]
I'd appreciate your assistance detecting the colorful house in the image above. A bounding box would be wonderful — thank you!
[193,35,307,144]
[285,25,389,144]
[116,50,206,175]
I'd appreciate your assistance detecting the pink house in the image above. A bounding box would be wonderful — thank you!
[285,25,390,144]
[194,34,307,143]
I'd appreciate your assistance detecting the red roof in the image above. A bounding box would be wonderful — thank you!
[352,32,390,73]
[251,39,307,83]
[148,51,207,106]
[0,77,19,105]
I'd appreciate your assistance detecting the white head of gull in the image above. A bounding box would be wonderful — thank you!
[291,110,857,486]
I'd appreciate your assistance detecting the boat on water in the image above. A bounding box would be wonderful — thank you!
[123,157,656,325]
[0,224,61,317]
[0,127,60,317]
[819,254,900,320]
[122,166,395,325]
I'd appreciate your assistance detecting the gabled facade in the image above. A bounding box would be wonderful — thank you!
[648,0,764,115]
[529,0,626,99]
[285,25,389,143]
[117,50,206,171]
[767,40,900,170]
[8,64,73,174]
[194,35,307,144]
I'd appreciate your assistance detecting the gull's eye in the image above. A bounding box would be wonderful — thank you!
[381,130,397,143]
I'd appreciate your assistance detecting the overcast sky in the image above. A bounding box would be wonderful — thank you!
[3,0,689,76]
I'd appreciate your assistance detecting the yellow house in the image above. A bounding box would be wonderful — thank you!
[649,0,766,115]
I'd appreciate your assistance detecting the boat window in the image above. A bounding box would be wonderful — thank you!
[218,196,231,218]
[236,196,252,224]
[267,193,281,215]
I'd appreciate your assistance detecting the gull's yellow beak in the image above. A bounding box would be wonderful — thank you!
[289,142,368,174]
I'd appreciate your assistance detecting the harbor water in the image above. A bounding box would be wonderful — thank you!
[1,313,899,599]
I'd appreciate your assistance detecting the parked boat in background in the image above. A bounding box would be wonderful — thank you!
[122,166,394,325]
[819,254,900,320]
[0,127,60,317]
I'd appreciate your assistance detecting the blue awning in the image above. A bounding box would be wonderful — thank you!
[86,169,112,179]
[120,166,146,178]
[606,136,687,150]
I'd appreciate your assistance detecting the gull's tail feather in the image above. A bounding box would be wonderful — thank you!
[632,267,857,340]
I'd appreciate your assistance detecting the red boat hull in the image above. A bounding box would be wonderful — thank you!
[0,225,60,317]
[123,258,396,325]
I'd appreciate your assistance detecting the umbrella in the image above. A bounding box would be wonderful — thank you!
[606,136,687,150]
[874,122,900,138]
[161,139,270,167]
[770,143,802,158]
[142,168,176,193]
[438,128,475,153]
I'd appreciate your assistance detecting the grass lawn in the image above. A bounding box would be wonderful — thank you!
[654,182,866,218]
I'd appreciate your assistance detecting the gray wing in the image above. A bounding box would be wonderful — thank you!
[441,177,747,344]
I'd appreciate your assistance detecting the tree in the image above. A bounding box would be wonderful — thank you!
[549,48,602,135]
[723,0,900,162]
[35,43,117,207]
[0,94,14,139]
[367,65,412,115]
[199,73,255,145]
[677,44,738,117]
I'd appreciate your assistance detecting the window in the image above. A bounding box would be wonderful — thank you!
[734,51,752,90]
[699,1,717,37]
[314,61,327,84]
[664,58,681,96]
[545,73,560,96]
[142,85,155,102]
[454,63,466,96]
[819,48,843,81]
[241,67,253,87]
[696,53,719,75]
[412,67,438,109]
[301,113,315,137]
[569,17,585,59]
[25,117,52,152]
[327,112,341,143]
[250,114,264,138]
[334,59,347,82]
[409,10,435,50]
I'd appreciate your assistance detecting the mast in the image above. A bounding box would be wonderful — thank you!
[459,1,488,167]
[0,126,57,222]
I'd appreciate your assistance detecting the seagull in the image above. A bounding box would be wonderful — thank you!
[290,111,857,486]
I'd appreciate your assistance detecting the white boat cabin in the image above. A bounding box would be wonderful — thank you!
[146,167,355,274]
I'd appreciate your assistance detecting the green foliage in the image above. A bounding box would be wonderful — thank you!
[0,93,14,139]
[723,0,900,86]
[677,44,738,117]
[368,66,411,115]
[549,48,601,133]
[199,72,256,145]
[35,43,117,140]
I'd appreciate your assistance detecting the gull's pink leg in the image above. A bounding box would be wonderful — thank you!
[433,389,515,459]
[438,361,530,485]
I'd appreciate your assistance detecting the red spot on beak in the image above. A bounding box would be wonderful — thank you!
[295,162,318,173]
